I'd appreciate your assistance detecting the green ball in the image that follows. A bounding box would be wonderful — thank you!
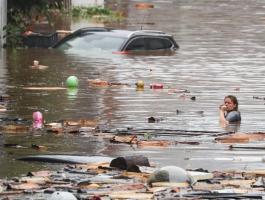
[66,76,79,88]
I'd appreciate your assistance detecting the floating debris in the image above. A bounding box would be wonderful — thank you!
[0,153,264,199]
[137,140,172,147]
[30,60,48,70]
[135,3,154,9]
[150,83,163,89]
[23,87,66,90]
[216,132,265,143]
[147,116,163,123]
[135,80,144,89]
[110,135,137,144]
[110,155,150,172]
[1,124,29,133]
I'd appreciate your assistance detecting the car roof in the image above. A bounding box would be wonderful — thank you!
[53,27,178,49]
[71,27,174,38]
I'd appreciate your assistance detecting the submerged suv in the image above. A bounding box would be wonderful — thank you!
[53,27,179,54]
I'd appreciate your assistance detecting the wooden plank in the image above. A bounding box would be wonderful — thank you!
[151,182,189,188]
[216,133,265,144]
[23,87,66,90]
[243,170,265,176]
[188,171,214,181]
[109,191,153,199]
[220,179,255,188]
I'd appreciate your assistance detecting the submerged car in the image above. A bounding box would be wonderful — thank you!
[53,27,179,54]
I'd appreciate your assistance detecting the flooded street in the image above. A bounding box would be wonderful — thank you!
[1,0,265,178]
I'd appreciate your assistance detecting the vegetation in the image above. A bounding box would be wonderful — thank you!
[4,0,65,48]
[4,1,123,48]
[71,6,124,24]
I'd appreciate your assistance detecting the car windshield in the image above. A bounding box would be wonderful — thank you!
[56,33,127,52]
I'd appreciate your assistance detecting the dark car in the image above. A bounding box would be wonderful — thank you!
[53,27,179,54]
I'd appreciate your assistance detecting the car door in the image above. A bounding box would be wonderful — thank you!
[124,37,146,51]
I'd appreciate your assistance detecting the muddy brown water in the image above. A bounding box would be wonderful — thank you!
[1,0,265,178]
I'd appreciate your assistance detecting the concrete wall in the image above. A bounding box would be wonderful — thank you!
[0,0,7,48]
[72,0,104,7]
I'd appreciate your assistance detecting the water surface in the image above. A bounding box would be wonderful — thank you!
[1,0,265,177]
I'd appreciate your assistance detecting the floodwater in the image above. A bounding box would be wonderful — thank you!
[1,0,265,177]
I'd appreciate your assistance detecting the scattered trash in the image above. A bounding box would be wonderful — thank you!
[136,80,145,89]
[32,111,43,129]
[30,60,48,70]
[45,122,63,133]
[147,116,162,123]
[0,106,7,112]
[31,144,47,151]
[147,166,195,186]
[66,76,79,88]
[135,3,154,9]
[176,109,184,115]
[253,96,265,100]
[216,132,265,143]
[23,87,66,90]
[4,143,27,148]
[110,135,137,144]
[63,119,98,127]
[2,124,29,133]
[0,94,10,102]
[1,153,265,199]
[27,170,52,177]
[190,96,196,101]
[168,88,190,94]
[188,170,214,181]
[229,143,265,150]
[110,155,150,172]
[252,176,265,187]
[177,141,200,145]
[50,191,77,200]
[150,83,163,89]
[137,140,172,147]
[87,79,129,88]
[87,79,110,87]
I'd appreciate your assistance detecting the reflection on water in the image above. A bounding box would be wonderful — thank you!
[1,0,265,177]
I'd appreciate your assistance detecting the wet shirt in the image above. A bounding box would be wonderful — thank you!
[225,111,241,122]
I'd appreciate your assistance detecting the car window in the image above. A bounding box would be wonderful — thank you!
[146,38,173,50]
[57,33,127,51]
[125,37,173,51]
[125,38,145,51]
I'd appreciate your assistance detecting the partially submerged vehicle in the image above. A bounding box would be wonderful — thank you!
[53,27,179,54]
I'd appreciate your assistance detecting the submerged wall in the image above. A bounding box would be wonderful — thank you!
[0,0,7,48]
